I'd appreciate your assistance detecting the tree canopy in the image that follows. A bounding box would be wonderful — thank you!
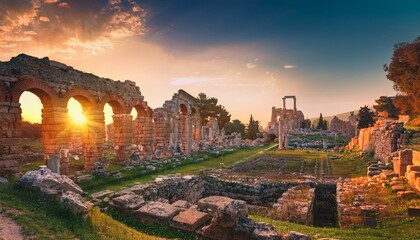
[246,115,260,140]
[373,96,399,118]
[196,93,231,129]
[357,105,375,129]
[224,119,246,137]
[384,37,420,114]
[316,113,327,130]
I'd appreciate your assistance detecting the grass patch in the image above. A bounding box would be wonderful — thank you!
[330,152,371,178]
[0,183,168,239]
[79,144,274,194]
[251,214,420,240]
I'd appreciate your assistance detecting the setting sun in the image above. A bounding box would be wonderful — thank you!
[68,98,86,125]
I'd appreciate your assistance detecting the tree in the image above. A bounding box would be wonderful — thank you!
[215,105,231,130]
[196,93,231,129]
[384,37,420,114]
[316,113,327,130]
[393,94,414,115]
[224,119,246,136]
[246,115,260,140]
[373,96,399,118]
[357,105,375,129]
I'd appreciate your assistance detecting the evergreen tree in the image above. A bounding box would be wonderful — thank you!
[196,92,231,129]
[373,96,399,118]
[316,113,327,130]
[246,115,260,140]
[357,105,375,129]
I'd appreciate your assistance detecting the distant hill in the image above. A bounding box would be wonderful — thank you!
[310,106,374,126]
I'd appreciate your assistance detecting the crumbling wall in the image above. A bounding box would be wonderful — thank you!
[353,124,408,163]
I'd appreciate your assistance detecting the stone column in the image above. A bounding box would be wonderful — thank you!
[134,115,154,157]
[83,109,105,172]
[42,106,70,174]
[0,102,22,175]
[113,114,133,163]
[283,97,286,110]
[153,111,170,154]
[278,120,284,149]
[293,97,297,113]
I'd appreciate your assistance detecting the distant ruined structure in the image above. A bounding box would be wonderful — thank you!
[152,90,201,158]
[0,54,208,175]
[330,113,357,138]
[266,96,305,149]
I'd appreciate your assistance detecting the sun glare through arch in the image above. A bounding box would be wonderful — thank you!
[68,98,86,125]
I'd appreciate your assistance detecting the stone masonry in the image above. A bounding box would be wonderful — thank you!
[0,54,151,174]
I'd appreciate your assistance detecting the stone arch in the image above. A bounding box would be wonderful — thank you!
[99,94,127,114]
[63,87,97,110]
[11,78,58,106]
[179,103,188,115]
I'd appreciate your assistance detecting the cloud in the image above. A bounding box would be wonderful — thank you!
[283,64,296,69]
[39,16,50,22]
[246,63,256,69]
[170,77,223,86]
[0,0,147,57]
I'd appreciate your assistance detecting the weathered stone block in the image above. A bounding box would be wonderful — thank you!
[399,149,413,164]
[408,207,420,217]
[170,209,210,232]
[135,201,182,225]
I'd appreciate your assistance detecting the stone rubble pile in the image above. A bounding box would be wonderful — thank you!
[19,168,87,215]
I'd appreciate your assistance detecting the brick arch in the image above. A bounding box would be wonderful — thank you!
[10,78,58,106]
[62,87,97,110]
[99,94,126,114]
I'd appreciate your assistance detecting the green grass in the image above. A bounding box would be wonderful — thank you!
[251,214,420,240]
[330,151,371,177]
[79,144,275,194]
[0,183,170,239]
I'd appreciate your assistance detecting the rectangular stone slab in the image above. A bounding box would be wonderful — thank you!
[136,201,181,225]
[170,209,211,232]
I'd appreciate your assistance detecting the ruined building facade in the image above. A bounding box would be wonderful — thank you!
[266,96,305,148]
[330,113,357,138]
[0,54,201,175]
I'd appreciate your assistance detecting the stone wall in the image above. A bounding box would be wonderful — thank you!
[351,123,408,163]
[271,184,315,225]
[330,116,356,138]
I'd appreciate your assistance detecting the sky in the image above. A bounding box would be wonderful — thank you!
[1,0,419,126]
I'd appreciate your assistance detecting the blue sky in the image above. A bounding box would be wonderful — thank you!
[1,0,419,125]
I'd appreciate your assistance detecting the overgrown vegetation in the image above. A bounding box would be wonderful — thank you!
[329,151,371,177]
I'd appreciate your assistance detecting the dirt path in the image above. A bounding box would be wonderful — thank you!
[0,214,25,240]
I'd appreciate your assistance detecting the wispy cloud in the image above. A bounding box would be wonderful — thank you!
[283,64,296,69]
[246,63,256,69]
[170,77,224,86]
[0,0,147,57]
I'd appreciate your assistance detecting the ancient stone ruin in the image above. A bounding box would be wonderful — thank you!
[329,113,357,138]
[267,96,305,149]
[0,54,226,175]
